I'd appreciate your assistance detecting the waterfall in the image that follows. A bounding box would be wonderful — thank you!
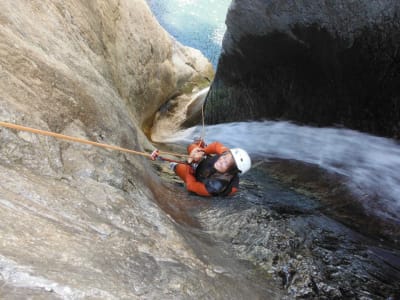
[163,121,400,222]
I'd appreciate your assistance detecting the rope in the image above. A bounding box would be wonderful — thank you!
[200,99,206,142]
[0,121,188,159]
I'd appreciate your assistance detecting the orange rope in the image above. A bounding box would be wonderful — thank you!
[0,121,187,159]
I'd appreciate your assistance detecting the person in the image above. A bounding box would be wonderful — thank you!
[171,140,251,197]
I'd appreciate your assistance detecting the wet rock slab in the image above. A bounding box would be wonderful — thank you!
[0,0,258,298]
[197,161,400,299]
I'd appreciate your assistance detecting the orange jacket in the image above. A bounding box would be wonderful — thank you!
[175,142,238,197]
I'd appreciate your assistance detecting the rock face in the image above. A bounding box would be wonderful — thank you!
[205,0,400,138]
[0,1,274,299]
[199,162,400,299]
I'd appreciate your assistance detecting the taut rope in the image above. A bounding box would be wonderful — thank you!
[0,121,187,160]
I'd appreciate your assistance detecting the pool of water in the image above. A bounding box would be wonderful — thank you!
[146,0,231,67]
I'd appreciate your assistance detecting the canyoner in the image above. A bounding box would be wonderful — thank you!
[150,94,253,197]
[152,139,252,197]
[0,121,252,198]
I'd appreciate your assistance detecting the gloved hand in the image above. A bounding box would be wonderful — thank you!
[150,149,159,161]
[188,147,205,164]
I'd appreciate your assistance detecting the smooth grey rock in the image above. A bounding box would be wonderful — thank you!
[0,1,275,299]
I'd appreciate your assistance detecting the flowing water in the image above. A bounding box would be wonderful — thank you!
[146,1,400,297]
[146,0,231,67]
[154,121,400,298]
[162,121,400,224]
[146,0,399,227]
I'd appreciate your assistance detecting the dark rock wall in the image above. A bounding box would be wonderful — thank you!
[206,0,400,138]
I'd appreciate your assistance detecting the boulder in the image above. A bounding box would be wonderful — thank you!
[206,0,400,138]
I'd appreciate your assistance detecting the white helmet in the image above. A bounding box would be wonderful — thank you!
[231,148,251,175]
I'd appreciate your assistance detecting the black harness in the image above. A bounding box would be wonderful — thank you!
[194,154,239,196]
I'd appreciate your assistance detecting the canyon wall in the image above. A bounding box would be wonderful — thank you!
[206,0,400,138]
[0,1,269,298]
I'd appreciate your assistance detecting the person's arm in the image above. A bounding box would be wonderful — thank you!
[175,163,211,196]
[203,142,229,155]
[185,173,212,196]
[229,187,238,196]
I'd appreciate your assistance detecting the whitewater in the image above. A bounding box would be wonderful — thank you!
[162,121,400,223]
[146,0,399,226]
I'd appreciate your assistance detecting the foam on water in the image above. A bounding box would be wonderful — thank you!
[164,121,400,221]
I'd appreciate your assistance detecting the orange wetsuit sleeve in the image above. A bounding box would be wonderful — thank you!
[229,187,238,196]
[175,163,211,196]
[203,142,229,155]
[186,175,212,196]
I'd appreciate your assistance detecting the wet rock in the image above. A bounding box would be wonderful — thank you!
[151,87,211,142]
[198,163,400,299]
[0,1,270,299]
[206,0,400,138]
[264,158,400,246]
